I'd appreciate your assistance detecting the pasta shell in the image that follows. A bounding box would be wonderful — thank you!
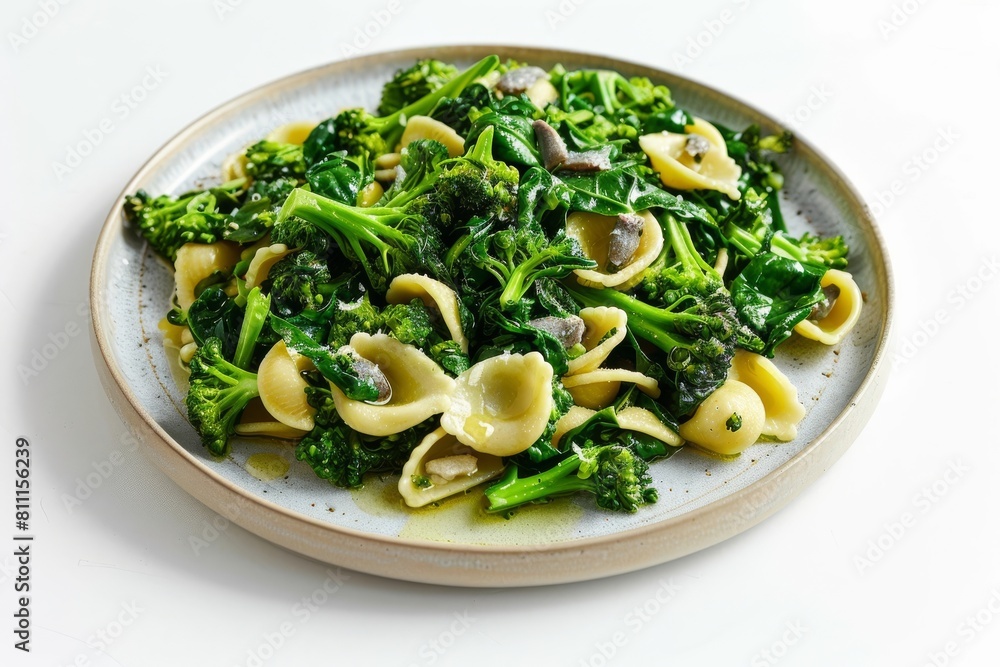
[386,274,469,353]
[400,115,466,157]
[525,78,559,109]
[235,398,309,439]
[551,406,597,448]
[679,380,765,456]
[398,427,505,508]
[357,181,384,208]
[567,307,628,375]
[728,349,805,441]
[331,333,455,437]
[221,150,248,182]
[566,211,663,290]
[793,269,863,345]
[258,340,317,432]
[440,352,554,457]
[245,243,291,291]
[639,117,742,200]
[265,121,318,145]
[561,368,660,410]
[616,407,683,447]
[173,241,242,312]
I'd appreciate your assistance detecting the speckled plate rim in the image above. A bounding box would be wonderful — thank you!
[90,44,893,587]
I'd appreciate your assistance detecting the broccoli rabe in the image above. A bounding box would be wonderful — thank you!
[185,287,271,455]
[484,445,657,513]
[378,59,459,116]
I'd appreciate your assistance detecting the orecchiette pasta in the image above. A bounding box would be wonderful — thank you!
[440,352,554,457]
[265,121,318,145]
[386,273,469,353]
[793,269,863,345]
[234,399,310,440]
[566,211,664,290]
[245,243,291,291]
[567,306,629,375]
[173,241,242,311]
[728,349,805,441]
[398,427,505,508]
[616,407,683,447]
[639,117,742,200]
[561,368,660,410]
[257,340,317,432]
[331,333,455,436]
[678,379,765,456]
[399,115,467,157]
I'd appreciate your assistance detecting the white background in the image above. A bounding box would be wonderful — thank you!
[3,0,998,665]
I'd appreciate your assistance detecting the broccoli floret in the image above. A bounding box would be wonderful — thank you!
[276,187,447,292]
[568,253,741,416]
[432,126,520,227]
[450,213,596,311]
[378,59,460,116]
[123,179,246,261]
[642,213,726,306]
[484,445,657,513]
[185,287,271,455]
[244,141,306,182]
[270,215,335,257]
[267,250,335,317]
[295,385,433,488]
[304,55,499,163]
[378,139,451,208]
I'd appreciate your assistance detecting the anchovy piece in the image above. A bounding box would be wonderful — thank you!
[685,134,711,163]
[497,66,549,95]
[532,119,569,170]
[350,355,392,405]
[528,315,586,349]
[608,213,645,269]
[561,147,613,172]
[809,284,842,321]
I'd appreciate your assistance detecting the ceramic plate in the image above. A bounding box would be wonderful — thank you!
[90,45,892,587]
